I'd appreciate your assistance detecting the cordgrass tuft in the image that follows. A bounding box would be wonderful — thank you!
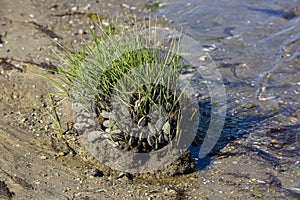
[51,20,188,151]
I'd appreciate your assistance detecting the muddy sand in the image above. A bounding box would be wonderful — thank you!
[0,0,299,199]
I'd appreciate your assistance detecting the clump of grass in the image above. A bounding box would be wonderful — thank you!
[57,23,181,108]
[52,20,187,151]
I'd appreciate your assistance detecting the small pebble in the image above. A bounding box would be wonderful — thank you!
[169,189,176,194]
[117,172,133,180]
[102,20,109,27]
[20,118,28,123]
[40,155,47,160]
[159,2,169,7]
[63,187,71,192]
[121,3,130,9]
[83,4,91,10]
[92,169,104,177]
[199,55,207,61]
[57,152,65,156]
[71,6,77,11]
[74,193,81,197]
[78,29,84,35]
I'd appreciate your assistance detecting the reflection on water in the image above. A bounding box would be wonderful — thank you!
[155,0,300,168]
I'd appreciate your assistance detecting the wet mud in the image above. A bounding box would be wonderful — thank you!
[0,0,299,199]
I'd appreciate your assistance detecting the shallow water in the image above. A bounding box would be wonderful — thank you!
[156,0,300,168]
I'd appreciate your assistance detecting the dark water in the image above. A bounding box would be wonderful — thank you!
[155,0,300,168]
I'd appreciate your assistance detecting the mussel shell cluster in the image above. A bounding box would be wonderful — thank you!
[96,84,181,153]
